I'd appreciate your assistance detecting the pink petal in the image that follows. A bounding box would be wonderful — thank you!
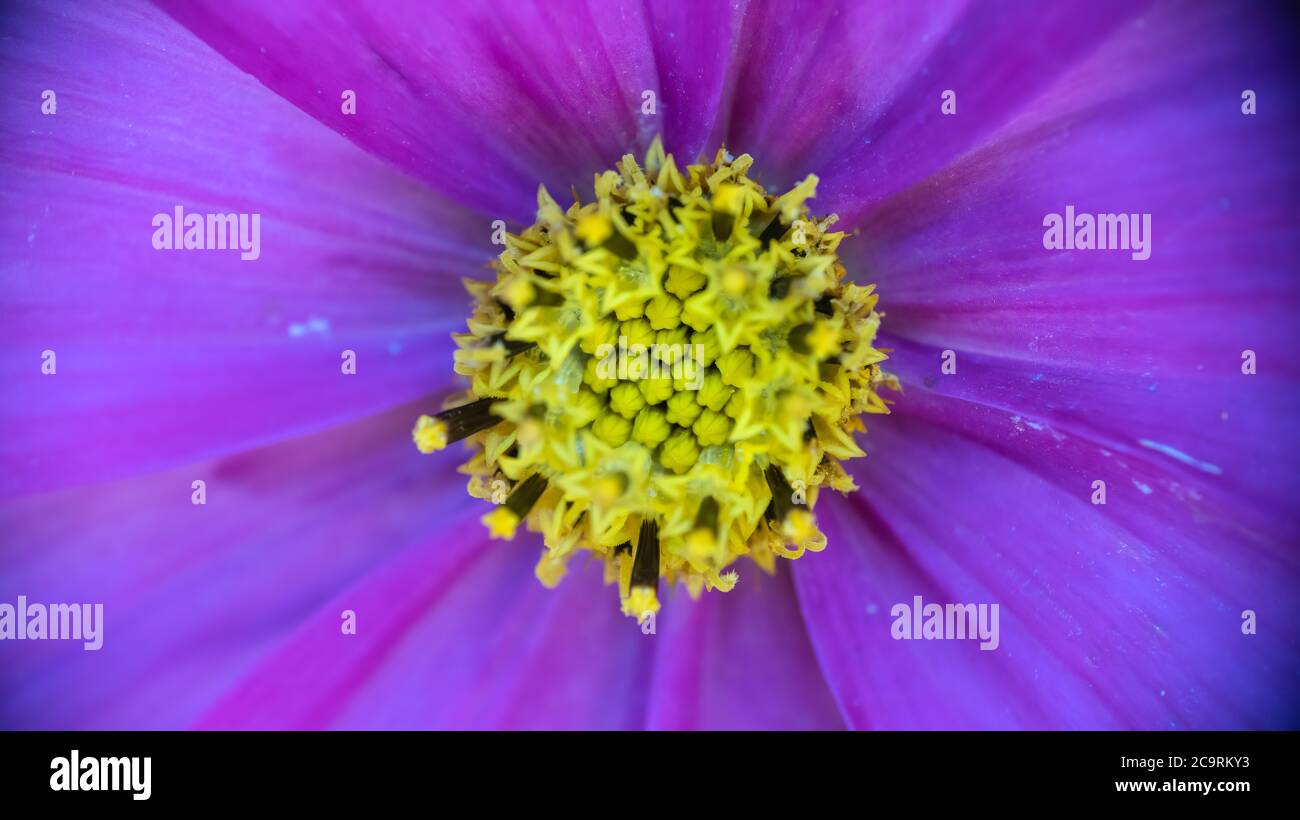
[197,538,656,729]
[645,566,844,730]
[795,411,1298,729]
[0,401,472,729]
[643,0,748,160]
[836,1,1298,516]
[160,0,664,221]
[719,0,1138,199]
[0,0,488,495]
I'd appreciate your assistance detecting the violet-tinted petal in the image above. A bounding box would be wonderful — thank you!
[644,566,845,729]
[719,0,1139,201]
[836,1,1299,510]
[878,339,1299,525]
[794,412,1299,729]
[160,0,663,221]
[848,2,1299,344]
[0,401,475,729]
[0,0,487,496]
[197,546,656,730]
[642,0,749,161]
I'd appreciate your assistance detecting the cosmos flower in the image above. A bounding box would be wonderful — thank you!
[0,0,1296,730]
[417,139,898,624]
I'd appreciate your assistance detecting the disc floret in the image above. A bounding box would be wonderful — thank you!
[415,138,896,620]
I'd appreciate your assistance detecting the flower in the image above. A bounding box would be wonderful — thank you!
[0,0,1296,730]
[417,140,895,622]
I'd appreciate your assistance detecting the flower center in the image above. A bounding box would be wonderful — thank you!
[414,138,896,621]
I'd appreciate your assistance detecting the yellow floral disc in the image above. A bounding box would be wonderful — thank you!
[414,138,898,620]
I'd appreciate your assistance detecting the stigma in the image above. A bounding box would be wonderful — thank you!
[414,138,896,620]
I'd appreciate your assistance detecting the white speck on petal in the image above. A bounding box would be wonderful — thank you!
[1138,439,1223,475]
[288,316,331,338]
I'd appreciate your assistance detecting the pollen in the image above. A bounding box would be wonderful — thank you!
[415,137,898,620]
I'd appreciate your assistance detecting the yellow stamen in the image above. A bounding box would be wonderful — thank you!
[711,183,746,214]
[416,137,896,619]
[482,506,522,540]
[412,414,448,454]
[622,586,661,623]
[686,528,717,560]
[575,212,614,246]
[722,267,751,297]
[805,321,842,358]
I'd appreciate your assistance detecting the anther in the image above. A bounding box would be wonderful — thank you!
[686,496,720,558]
[756,213,787,248]
[763,464,806,523]
[412,398,503,453]
[630,518,660,591]
[482,473,549,540]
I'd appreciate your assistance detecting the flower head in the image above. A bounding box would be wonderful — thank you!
[2,0,1297,732]
[416,139,896,619]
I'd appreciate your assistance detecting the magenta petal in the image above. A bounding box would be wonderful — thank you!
[0,0,488,495]
[642,0,748,161]
[794,412,1299,729]
[644,566,843,729]
[833,1,1299,517]
[0,402,471,729]
[721,0,1139,197]
[849,3,1299,358]
[197,545,654,730]
[876,338,1299,524]
[160,0,663,221]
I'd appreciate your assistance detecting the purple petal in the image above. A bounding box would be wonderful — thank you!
[642,0,748,160]
[197,548,655,730]
[645,566,845,729]
[160,0,664,221]
[833,1,1299,508]
[719,0,1139,198]
[0,401,472,729]
[794,411,1299,729]
[0,0,487,495]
